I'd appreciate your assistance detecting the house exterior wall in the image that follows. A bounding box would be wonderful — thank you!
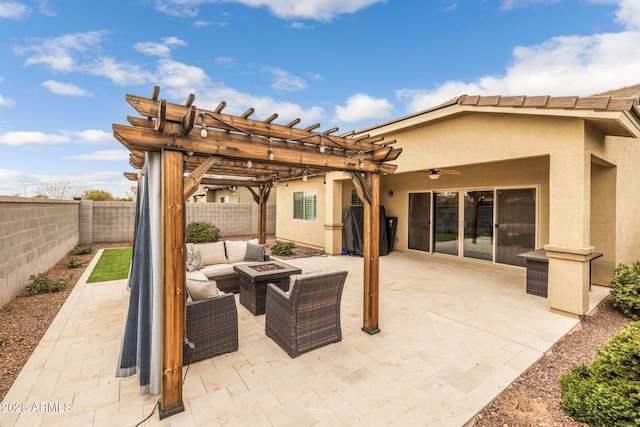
[277,108,640,317]
[275,176,325,249]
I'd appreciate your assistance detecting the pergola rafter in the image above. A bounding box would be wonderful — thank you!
[114,86,401,419]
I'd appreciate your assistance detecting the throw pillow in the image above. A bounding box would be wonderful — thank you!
[186,250,203,272]
[225,240,248,264]
[244,242,266,262]
[196,242,227,265]
[185,276,219,301]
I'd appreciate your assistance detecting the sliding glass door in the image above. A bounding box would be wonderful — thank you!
[433,192,459,255]
[463,191,494,261]
[408,192,431,251]
[495,188,537,266]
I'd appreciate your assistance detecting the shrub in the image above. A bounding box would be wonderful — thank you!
[270,241,295,256]
[27,273,72,294]
[71,244,94,256]
[0,338,7,347]
[610,262,640,320]
[66,257,85,269]
[186,221,221,243]
[559,321,640,426]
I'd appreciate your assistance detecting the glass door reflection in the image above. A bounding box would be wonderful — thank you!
[463,191,494,261]
[433,191,459,255]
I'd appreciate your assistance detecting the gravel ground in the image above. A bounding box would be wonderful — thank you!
[0,239,632,426]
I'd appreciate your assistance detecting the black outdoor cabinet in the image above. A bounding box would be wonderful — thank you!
[343,205,390,256]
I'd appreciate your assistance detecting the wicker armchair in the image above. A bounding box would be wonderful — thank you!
[265,270,348,358]
[183,293,238,364]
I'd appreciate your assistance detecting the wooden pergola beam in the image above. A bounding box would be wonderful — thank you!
[183,156,221,200]
[125,94,381,153]
[113,124,398,174]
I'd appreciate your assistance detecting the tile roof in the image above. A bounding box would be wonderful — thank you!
[358,84,640,135]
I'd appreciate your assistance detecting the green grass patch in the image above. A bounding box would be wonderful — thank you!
[87,248,133,283]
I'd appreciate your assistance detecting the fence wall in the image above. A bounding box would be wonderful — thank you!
[1,198,275,308]
[0,197,80,308]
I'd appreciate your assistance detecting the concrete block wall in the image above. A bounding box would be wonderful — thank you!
[186,203,276,238]
[1,198,276,309]
[89,201,136,244]
[0,197,79,308]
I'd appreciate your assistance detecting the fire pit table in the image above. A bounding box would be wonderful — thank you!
[234,261,302,315]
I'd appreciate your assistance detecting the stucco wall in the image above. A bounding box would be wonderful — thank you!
[275,176,326,249]
[0,197,79,308]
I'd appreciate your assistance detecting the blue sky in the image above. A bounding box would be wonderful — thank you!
[1,0,639,198]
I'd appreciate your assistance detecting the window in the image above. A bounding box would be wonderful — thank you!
[293,191,317,220]
[220,196,229,203]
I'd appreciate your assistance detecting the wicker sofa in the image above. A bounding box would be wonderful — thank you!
[186,239,267,294]
[183,290,238,364]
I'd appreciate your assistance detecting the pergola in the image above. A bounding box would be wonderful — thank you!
[113,86,402,417]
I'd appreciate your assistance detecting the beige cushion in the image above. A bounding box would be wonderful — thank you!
[225,240,248,264]
[185,270,219,301]
[200,263,235,278]
[196,242,227,266]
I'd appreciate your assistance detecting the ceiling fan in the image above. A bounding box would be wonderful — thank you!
[424,168,461,180]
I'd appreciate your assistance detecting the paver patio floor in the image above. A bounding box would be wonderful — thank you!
[0,249,608,426]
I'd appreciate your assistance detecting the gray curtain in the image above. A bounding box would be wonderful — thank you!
[116,152,161,395]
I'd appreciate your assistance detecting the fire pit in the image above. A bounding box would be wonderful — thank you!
[234,261,302,315]
[249,263,284,273]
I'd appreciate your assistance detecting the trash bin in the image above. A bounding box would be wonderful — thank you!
[386,217,397,253]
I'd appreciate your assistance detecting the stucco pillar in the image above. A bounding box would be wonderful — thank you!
[545,143,592,318]
[324,174,344,255]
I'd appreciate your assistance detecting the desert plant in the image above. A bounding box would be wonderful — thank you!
[610,262,640,320]
[27,273,72,294]
[186,221,221,243]
[0,338,7,347]
[66,257,85,269]
[71,244,94,256]
[270,240,295,256]
[559,321,640,426]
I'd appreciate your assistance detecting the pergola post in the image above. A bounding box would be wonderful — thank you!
[159,149,185,419]
[360,172,381,334]
[248,182,272,245]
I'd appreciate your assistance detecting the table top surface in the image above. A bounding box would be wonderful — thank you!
[518,248,603,261]
[233,260,302,280]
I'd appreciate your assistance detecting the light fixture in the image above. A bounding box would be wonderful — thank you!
[359,158,364,169]
[246,160,253,168]
[200,116,208,137]
[302,170,308,182]
[428,169,441,180]
[268,138,275,160]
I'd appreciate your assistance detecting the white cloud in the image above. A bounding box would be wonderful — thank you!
[42,80,93,96]
[38,0,56,16]
[215,56,235,66]
[0,131,69,146]
[0,93,16,107]
[64,150,129,161]
[396,0,640,113]
[134,37,186,57]
[334,93,393,123]
[0,1,30,19]
[500,0,559,11]
[262,66,307,92]
[64,129,114,145]
[15,31,106,73]
[156,59,211,93]
[154,0,385,21]
[87,57,153,85]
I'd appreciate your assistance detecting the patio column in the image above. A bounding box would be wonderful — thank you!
[159,149,185,418]
[324,174,344,255]
[545,142,592,318]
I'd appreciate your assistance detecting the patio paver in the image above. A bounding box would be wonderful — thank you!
[0,249,608,426]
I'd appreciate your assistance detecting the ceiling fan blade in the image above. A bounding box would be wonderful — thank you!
[440,169,461,175]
